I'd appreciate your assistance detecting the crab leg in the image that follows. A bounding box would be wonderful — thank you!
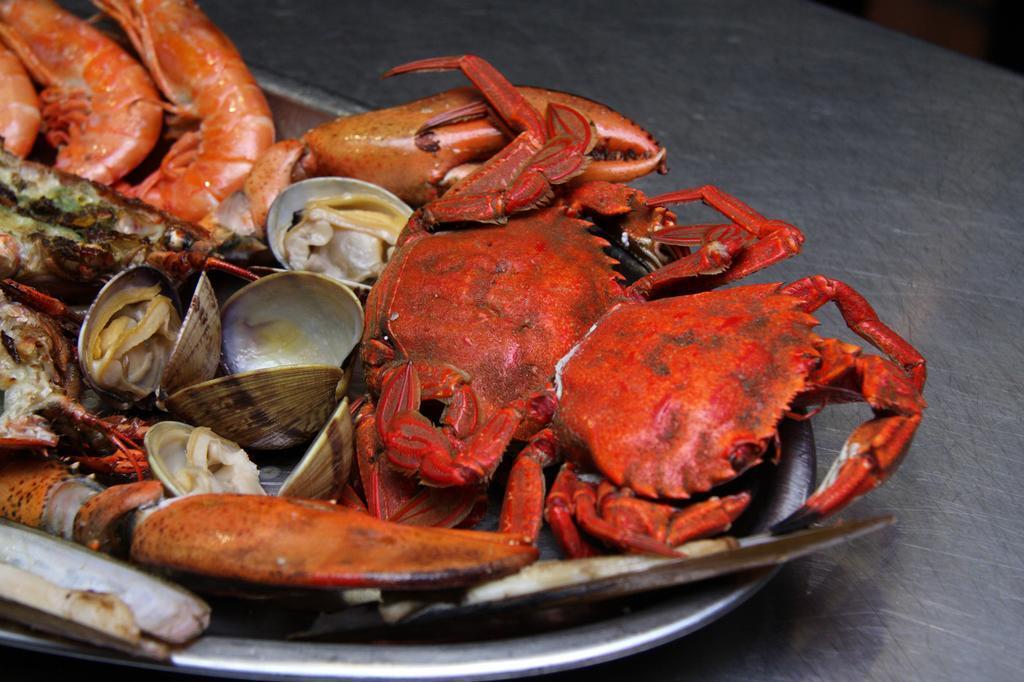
[546,464,751,558]
[385,55,545,140]
[354,397,481,528]
[386,55,595,225]
[629,186,805,297]
[772,277,928,533]
[545,463,604,559]
[781,275,927,390]
[373,358,556,489]
[498,428,560,544]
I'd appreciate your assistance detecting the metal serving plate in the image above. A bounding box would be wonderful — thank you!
[0,68,817,680]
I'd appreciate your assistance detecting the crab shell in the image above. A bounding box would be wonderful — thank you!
[362,206,630,433]
[552,284,822,499]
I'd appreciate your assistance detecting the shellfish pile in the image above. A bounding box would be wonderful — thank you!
[0,0,926,660]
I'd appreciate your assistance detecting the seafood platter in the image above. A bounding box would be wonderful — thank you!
[0,0,927,677]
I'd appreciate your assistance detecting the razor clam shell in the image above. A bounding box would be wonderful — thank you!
[0,563,167,659]
[0,518,210,644]
[377,539,737,625]
[145,421,265,498]
[77,266,182,408]
[220,270,363,374]
[158,272,221,399]
[165,365,346,450]
[278,397,353,499]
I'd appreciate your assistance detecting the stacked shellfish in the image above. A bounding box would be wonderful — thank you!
[77,266,363,500]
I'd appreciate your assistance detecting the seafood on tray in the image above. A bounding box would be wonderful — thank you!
[215,54,667,239]
[0,0,928,659]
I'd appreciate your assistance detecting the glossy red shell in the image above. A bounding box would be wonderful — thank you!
[553,284,821,499]
[364,206,628,423]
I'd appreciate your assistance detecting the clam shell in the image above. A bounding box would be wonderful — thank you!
[165,365,346,450]
[78,266,182,408]
[278,397,353,499]
[266,177,411,288]
[145,421,265,497]
[221,270,362,374]
[158,272,220,399]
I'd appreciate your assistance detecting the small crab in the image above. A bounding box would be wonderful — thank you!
[544,277,926,557]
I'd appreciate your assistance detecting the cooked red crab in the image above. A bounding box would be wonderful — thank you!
[354,54,807,537]
[545,277,927,557]
[358,183,806,535]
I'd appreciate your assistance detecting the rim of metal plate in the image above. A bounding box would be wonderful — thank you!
[0,419,814,681]
[0,70,818,681]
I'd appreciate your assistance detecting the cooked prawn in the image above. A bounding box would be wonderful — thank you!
[95,0,275,222]
[0,0,163,185]
[0,41,39,157]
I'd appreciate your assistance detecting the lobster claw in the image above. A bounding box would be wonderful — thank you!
[130,495,538,589]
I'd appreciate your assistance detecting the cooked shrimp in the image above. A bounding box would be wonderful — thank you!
[0,41,39,157]
[95,0,275,222]
[0,0,163,185]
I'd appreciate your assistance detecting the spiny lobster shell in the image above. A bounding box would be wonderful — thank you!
[553,284,821,499]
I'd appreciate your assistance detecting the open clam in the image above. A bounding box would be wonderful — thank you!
[266,177,411,288]
[146,399,354,501]
[77,267,219,408]
[165,271,362,450]
[278,397,354,499]
[145,421,265,497]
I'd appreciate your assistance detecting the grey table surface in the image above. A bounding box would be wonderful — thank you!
[5,0,1024,680]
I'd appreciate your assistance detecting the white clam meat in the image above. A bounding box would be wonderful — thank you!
[83,282,181,402]
[145,422,265,497]
[267,177,411,287]
[78,267,220,407]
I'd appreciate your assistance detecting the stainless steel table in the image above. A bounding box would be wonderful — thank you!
[5,0,1022,679]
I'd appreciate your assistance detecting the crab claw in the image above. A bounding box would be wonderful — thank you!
[772,413,921,534]
[131,495,538,589]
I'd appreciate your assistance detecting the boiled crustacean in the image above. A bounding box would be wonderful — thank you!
[362,177,805,540]
[0,279,148,476]
[0,0,164,184]
[94,0,275,222]
[0,149,257,298]
[0,41,39,158]
[545,278,926,557]
[224,54,666,237]
[0,456,538,591]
